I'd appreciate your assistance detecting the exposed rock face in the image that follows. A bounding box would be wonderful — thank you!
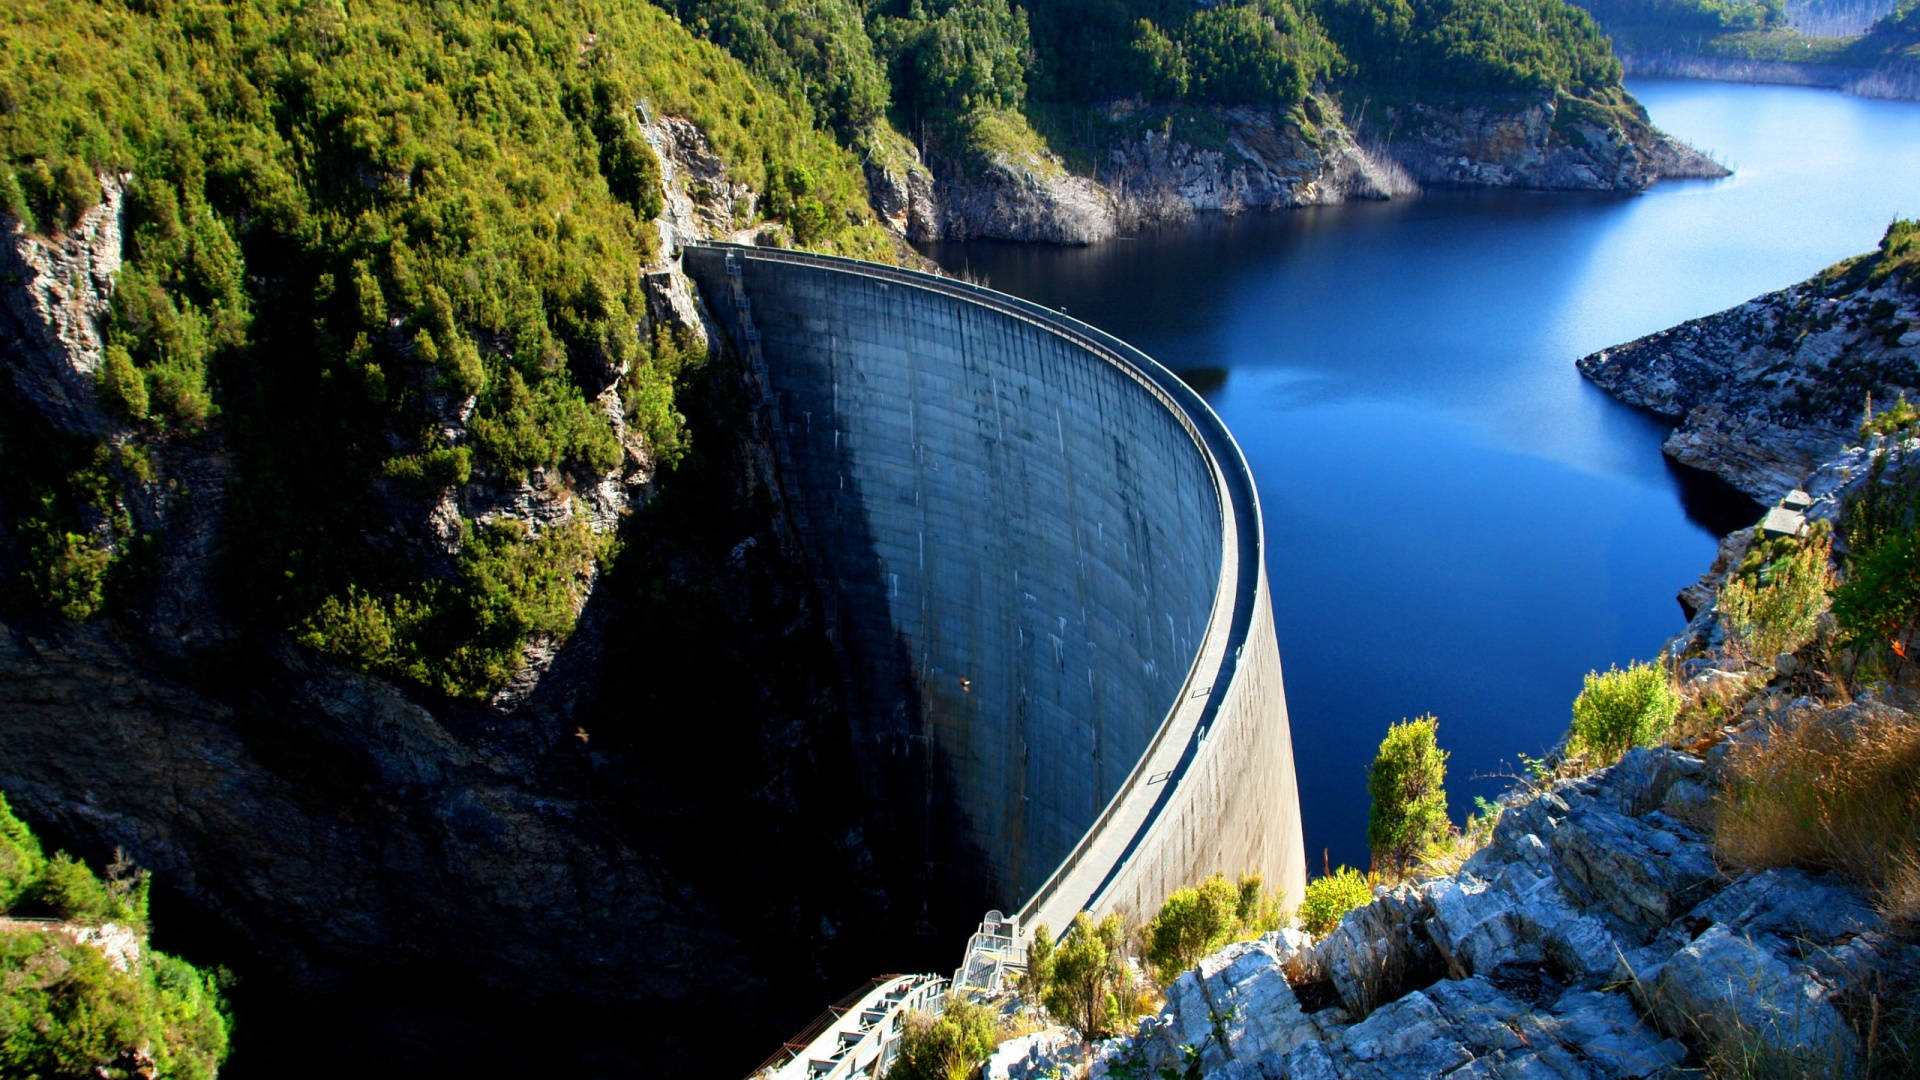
[892,95,1719,245]
[1099,102,1418,228]
[1093,745,1917,1079]
[1378,96,1725,191]
[1578,269,1920,502]
[936,158,1121,244]
[861,127,943,243]
[0,173,127,437]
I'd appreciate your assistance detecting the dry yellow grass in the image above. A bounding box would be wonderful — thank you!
[1716,706,1920,926]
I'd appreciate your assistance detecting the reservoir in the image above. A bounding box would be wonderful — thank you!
[925,78,1920,872]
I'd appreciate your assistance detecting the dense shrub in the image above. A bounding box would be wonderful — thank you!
[1833,468,1920,672]
[887,996,1002,1080]
[1041,911,1128,1038]
[1366,715,1450,879]
[1142,872,1283,984]
[1568,660,1679,764]
[1298,867,1373,937]
[1716,523,1835,663]
[0,791,229,1080]
[0,793,45,910]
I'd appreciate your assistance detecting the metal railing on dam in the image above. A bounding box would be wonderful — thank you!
[684,243,1304,949]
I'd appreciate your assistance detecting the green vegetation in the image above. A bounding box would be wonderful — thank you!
[1365,715,1450,879]
[1297,867,1373,937]
[662,0,1635,178]
[0,793,230,1080]
[1833,455,1920,675]
[1567,659,1679,764]
[1717,522,1836,663]
[1036,911,1131,1039]
[0,0,890,696]
[1141,873,1284,984]
[886,996,1004,1080]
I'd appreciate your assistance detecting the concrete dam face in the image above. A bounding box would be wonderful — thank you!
[684,245,1305,928]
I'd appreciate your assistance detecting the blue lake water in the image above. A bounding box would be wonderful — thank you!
[925,79,1920,873]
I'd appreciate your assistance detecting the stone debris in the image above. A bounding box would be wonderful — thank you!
[1092,744,1916,1080]
[985,1025,1086,1080]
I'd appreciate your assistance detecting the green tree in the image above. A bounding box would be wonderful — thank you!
[1366,715,1450,878]
[1143,874,1239,984]
[1022,922,1055,1004]
[1041,911,1126,1038]
[1568,660,1679,765]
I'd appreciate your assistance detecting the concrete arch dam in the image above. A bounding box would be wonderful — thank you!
[683,244,1305,934]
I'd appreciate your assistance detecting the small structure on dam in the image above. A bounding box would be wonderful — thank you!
[683,244,1304,942]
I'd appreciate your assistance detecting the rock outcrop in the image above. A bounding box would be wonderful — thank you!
[883,94,1721,245]
[1093,744,1916,1079]
[1579,255,1920,502]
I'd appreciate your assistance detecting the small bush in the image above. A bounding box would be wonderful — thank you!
[1021,924,1053,1004]
[97,345,149,422]
[1366,715,1450,879]
[1298,867,1372,938]
[30,852,148,931]
[1142,872,1280,984]
[1716,705,1920,925]
[887,996,1002,1080]
[1568,660,1679,765]
[1833,519,1920,674]
[1716,524,1834,663]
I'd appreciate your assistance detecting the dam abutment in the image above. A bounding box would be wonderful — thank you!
[683,244,1305,934]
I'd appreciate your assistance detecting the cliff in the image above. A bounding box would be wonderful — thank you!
[1578,221,1920,501]
[868,94,1724,246]
[0,30,927,1065]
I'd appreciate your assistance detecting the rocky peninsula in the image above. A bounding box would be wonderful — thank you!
[866,94,1726,246]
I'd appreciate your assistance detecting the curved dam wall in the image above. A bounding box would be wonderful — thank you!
[683,245,1305,926]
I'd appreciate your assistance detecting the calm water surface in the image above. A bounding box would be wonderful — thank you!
[926,79,1920,872]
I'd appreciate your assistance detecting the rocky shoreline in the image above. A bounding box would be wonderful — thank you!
[866,93,1726,246]
[1620,50,1920,102]
[1578,237,1920,503]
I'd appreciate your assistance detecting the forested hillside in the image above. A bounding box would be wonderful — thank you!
[0,0,890,698]
[662,0,1634,162]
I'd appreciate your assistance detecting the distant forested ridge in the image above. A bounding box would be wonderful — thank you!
[1563,0,1920,96]
[660,0,1634,153]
